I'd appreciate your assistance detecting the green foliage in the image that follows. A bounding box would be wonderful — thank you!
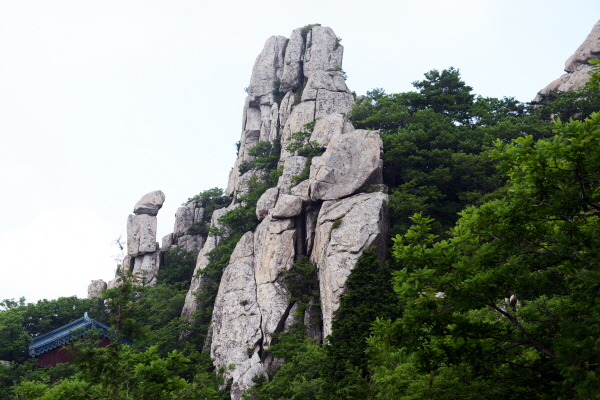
[533,86,600,122]
[320,250,401,399]
[587,58,600,89]
[238,139,281,175]
[272,78,286,104]
[157,246,196,291]
[286,121,324,187]
[300,23,321,40]
[242,325,326,400]
[349,68,553,238]
[183,187,229,220]
[369,113,600,399]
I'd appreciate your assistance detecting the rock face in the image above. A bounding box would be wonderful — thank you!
[536,20,600,98]
[87,279,107,299]
[204,25,389,399]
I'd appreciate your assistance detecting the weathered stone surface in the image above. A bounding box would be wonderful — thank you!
[177,234,204,256]
[278,91,296,129]
[280,28,304,92]
[267,103,280,143]
[127,214,157,255]
[315,89,354,119]
[277,155,307,194]
[133,190,165,216]
[309,129,383,201]
[87,279,107,299]
[305,207,319,256]
[310,192,389,339]
[290,179,311,203]
[280,101,315,160]
[537,20,600,98]
[161,233,173,252]
[256,187,279,221]
[304,298,323,343]
[310,113,346,148]
[106,276,121,290]
[181,205,235,320]
[132,251,161,286]
[302,70,350,101]
[174,204,195,237]
[194,207,204,224]
[230,353,266,400]
[210,232,262,394]
[247,36,287,106]
[272,194,303,219]
[253,216,296,348]
[0,360,10,367]
[303,26,344,79]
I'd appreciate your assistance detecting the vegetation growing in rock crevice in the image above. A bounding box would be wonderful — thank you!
[285,120,325,187]
[238,139,281,175]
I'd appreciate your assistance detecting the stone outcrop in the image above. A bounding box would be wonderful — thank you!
[205,25,388,399]
[87,279,107,299]
[536,20,600,98]
[310,192,389,338]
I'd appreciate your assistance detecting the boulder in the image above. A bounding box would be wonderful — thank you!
[174,204,196,237]
[280,28,304,92]
[290,179,311,204]
[310,192,389,339]
[302,70,350,101]
[278,91,296,129]
[309,130,383,201]
[303,26,344,79]
[133,190,165,216]
[310,113,353,148]
[176,234,204,256]
[272,194,303,219]
[315,89,354,118]
[256,187,279,221]
[127,214,157,255]
[87,279,107,299]
[161,233,173,252]
[277,155,307,194]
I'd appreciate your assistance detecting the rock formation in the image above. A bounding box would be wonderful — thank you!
[536,19,600,98]
[87,279,107,299]
[180,25,389,398]
[107,190,165,288]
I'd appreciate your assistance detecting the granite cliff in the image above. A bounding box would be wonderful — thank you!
[96,25,388,399]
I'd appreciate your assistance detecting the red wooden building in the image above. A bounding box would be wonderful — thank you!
[28,312,111,367]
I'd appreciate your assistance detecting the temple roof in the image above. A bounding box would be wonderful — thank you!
[28,312,110,357]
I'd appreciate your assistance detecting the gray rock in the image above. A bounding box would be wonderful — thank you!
[315,89,354,119]
[304,298,323,343]
[181,205,235,320]
[303,26,344,79]
[537,20,600,98]
[132,251,160,286]
[230,353,266,400]
[247,36,288,106]
[309,129,383,201]
[278,91,296,129]
[194,207,204,224]
[210,232,262,394]
[87,279,107,299]
[127,214,157,255]
[310,113,346,148]
[174,204,195,237]
[290,179,311,204]
[253,216,296,349]
[256,187,279,221]
[310,192,389,339]
[280,101,316,160]
[272,194,303,219]
[280,28,305,92]
[277,155,307,194]
[0,360,10,367]
[176,234,204,256]
[237,169,268,200]
[133,190,165,216]
[302,70,350,101]
[106,276,121,290]
[268,103,280,143]
[161,233,173,252]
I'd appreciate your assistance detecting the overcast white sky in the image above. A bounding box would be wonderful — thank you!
[1,0,599,303]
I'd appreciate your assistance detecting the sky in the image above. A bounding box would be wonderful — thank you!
[1,0,599,303]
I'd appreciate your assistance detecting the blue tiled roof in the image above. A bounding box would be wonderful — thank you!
[28,312,111,357]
